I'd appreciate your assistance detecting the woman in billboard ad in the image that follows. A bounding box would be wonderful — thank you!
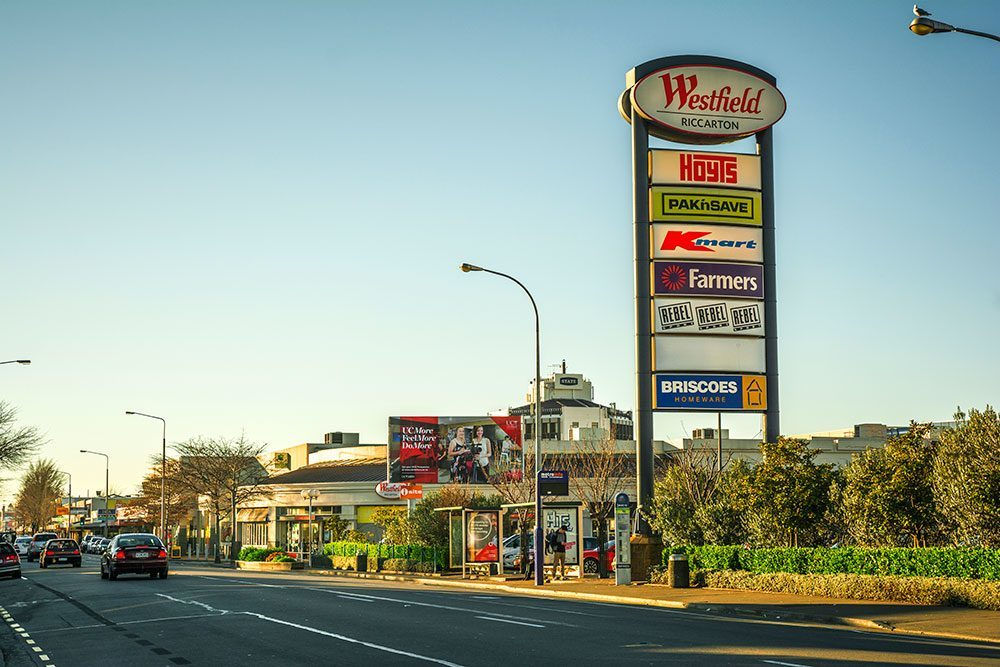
[389,416,523,484]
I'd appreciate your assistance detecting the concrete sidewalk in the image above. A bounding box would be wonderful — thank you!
[280,566,1000,645]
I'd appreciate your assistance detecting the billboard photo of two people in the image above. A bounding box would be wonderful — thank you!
[388,416,523,484]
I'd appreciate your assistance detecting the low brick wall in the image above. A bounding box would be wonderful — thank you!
[236,560,304,572]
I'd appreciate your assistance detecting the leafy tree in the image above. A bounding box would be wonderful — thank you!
[371,507,417,543]
[650,447,734,546]
[0,402,43,470]
[841,423,939,547]
[744,438,836,547]
[323,515,351,542]
[11,459,62,532]
[410,485,500,549]
[933,406,1000,547]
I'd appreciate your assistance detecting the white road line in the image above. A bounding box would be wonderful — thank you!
[336,595,374,602]
[475,616,544,628]
[155,594,464,666]
[763,660,813,667]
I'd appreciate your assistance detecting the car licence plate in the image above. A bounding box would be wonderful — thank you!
[57,558,66,562]
[135,552,149,558]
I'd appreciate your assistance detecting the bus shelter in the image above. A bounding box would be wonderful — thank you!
[501,501,583,579]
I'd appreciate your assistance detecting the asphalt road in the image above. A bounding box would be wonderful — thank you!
[2,555,1000,666]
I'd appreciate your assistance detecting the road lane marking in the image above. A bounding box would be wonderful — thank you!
[475,616,544,628]
[763,661,813,667]
[336,595,374,602]
[155,594,465,666]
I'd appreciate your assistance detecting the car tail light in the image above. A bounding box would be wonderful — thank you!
[115,549,127,560]
[45,550,54,557]
[3,555,16,563]
[157,549,168,559]
[72,549,80,555]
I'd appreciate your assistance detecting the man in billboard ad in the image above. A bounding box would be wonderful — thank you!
[388,416,522,484]
[543,507,578,574]
[465,510,499,563]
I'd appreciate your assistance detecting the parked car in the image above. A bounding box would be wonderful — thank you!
[79,535,96,552]
[582,540,615,574]
[1,541,21,579]
[501,533,534,569]
[40,539,82,568]
[90,537,110,554]
[13,536,32,557]
[27,532,59,562]
[101,533,168,581]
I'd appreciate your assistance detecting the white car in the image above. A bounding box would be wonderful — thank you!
[14,536,32,557]
[502,533,533,569]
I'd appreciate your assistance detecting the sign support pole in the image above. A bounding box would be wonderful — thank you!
[757,127,780,443]
[631,107,654,536]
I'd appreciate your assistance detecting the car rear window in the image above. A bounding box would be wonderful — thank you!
[117,536,162,548]
[48,540,77,550]
[0,543,14,555]
[34,534,57,541]
[16,537,31,544]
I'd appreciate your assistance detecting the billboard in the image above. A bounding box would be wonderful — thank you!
[653,297,764,336]
[654,336,765,373]
[652,261,763,299]
[465,510,499,563]
[650,187,762,226]
[543,507,579,566]
[388,416,523,484]
[652,224,762,262]
[649,149,761,189]
[653,373,767,411]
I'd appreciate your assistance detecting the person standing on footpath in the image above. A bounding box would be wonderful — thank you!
[552,526,567,580]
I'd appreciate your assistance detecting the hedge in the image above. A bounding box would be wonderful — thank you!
[665,546,1000,581]
[323,541,445,570]
[680,569,1000,611]
[237,547,283,562]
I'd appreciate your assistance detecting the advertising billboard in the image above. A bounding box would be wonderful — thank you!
[543,507,579,566]
[652,261,763,299]
[654,336,765,373]
[649,149,761,190]
[388,416,523,484]
[465,510,500,563]
[653,297,764,336]
[653,373,767,411]
[652,224,762,262]
[650,187,762,226]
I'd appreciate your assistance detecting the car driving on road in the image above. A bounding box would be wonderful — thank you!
[100,533,168,580]
[14,536,32,557]
[40,539,82,568]
[27,532,59,562]
[0,541,21,579]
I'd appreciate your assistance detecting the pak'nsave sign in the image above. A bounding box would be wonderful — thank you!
[650,187,762,226]
[654,373,766,411]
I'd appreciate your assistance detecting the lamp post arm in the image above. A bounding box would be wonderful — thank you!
[954,26,1000,42]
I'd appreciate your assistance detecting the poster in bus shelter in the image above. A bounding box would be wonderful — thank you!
[388,416,523,484]
[542,507,579,566]
[465,510,500,563]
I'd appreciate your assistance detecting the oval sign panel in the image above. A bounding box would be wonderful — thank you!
[632,65,786,143]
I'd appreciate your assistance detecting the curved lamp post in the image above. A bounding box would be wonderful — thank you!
[460,262,544,586]
[910,11,1000,42]
[0,360,30,366]
[126,412,167,544]
[80,450,110,537]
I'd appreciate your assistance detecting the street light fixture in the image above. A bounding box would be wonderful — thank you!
[0,360,30,365]
[909,11,1000,42]
[80,450,110,537]
[126,411,167,545]
[301,488,321,566]
[459,262,544,586]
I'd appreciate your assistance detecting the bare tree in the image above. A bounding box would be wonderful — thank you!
[489,451,536,576]
[11,459,62,533]
[173,435,270,563]
[119,456,197,536]
[0,402,44,470]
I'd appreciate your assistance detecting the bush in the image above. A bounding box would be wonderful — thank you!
[383,558,414,572]
[323,541,444,570]
[665,546,1000,581]
[700,569,1000,611]
[274,555,295,563]
[237,547,284,562]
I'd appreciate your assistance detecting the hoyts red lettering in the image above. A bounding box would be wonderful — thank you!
[659,73,764,115]
[680,153,737,184]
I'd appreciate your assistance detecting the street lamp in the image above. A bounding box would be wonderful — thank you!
[80,450,110,537]
[0,360,30,365]
[909,10,1000,42]
[126,411,167,544]
[59,471,72,537]
[460,262,544,586]
[301,488,320,567]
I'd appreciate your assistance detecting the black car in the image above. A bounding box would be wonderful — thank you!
[0,541,21,579]
[27,532,59,562]
[40,539,82,568]
[101,533,168,580]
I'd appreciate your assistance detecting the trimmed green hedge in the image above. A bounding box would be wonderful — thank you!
[665,546,1000,581]
[237,547,282,562]
[323,541,445,570]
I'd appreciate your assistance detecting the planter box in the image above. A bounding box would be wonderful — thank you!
[236,560,304,571]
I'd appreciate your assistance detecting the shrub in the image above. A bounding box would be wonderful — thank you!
[274,555,295,563]
[383,558,414,572]
[330,555,357,570]
[665,546,1000,581]
[238,547,282,562]
[323,541,444,570]
[700,569,1000,611]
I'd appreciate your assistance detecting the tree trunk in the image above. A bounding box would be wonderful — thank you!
[230,491,238,562]
[213,509,222,564]
[597,516,609,579]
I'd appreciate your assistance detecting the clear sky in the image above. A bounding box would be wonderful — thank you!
[2,1,998,501]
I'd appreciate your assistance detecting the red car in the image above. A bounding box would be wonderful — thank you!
[583,540,615,574]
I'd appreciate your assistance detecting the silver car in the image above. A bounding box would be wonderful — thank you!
[14,536,32,557]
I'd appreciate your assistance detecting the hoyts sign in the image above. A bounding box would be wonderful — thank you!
[649,149,761,190]
[632,65,786,142]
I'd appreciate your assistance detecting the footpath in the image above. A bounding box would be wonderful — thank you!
[175,559,1000,645]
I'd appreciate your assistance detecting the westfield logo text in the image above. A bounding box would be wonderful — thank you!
[659,73,764,115]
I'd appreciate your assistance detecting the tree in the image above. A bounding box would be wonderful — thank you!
[933,406,1000,547]
[410,484,500,549]
[650,446,730,546]
[489,451,538,575]
[371,507,417,543]
[173,435,271,562]
[120,456,197,536]
[0,402,43,470]
[745,438,837,547]
[559,431,630,577]
[11,459,62,533]
[841,423,939,547]
[323,515,351,542]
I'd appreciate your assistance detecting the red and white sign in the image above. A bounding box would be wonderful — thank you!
[652,224,762,262]
[400,485,423,500]
[375,481,407,499]
[649,149,761,190]
[632,65,786,140]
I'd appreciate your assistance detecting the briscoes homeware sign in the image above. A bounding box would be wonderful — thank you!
[631,65,786,142]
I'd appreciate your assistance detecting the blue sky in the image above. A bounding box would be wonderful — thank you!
[2,1,998,498]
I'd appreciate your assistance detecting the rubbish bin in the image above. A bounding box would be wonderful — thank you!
[667,553,689,588]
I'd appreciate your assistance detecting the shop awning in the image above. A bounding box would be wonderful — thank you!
[237,508,269,522]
